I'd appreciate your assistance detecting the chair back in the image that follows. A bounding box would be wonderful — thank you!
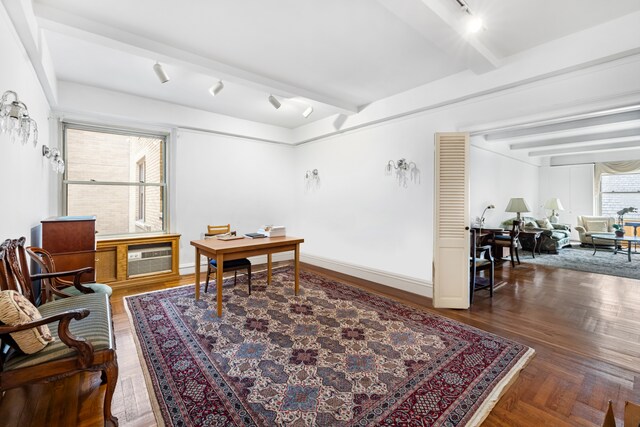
[0,237,37,305]
[510,220,522,241]
[26,247,58,303]
[206,224,230,237]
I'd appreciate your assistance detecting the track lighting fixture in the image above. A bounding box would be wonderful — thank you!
[209,81,224,96]
[453,0,485,33]
[268,95,281,110]
[302,106,314,118]
[153,62,170,83]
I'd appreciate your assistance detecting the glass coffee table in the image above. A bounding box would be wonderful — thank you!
[591,233,640,262]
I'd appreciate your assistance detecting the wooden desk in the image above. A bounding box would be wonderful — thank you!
[191,236,304,316]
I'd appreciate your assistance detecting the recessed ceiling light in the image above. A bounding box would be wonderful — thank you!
[153,62,170,84]
[302,106,314,118]
[268,95,281,110]
[209,81,224,96]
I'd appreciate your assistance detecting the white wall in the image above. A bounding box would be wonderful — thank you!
[539,164,595,240]
[470,147,539,229]
[174,130,295,272]
[0,4,53,242]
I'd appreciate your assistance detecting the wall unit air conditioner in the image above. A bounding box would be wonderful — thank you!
[128,243,172,277]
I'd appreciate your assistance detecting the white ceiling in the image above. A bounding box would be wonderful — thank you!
[28,0,640,138]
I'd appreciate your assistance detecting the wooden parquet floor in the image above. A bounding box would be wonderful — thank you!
[0,260,638,426]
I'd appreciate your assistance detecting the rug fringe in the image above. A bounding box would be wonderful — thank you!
[466,346,536,426]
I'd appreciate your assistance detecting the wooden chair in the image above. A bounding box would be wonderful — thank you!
[470,229,494,304]
[204,225,252,294]
[0,238,118,426]
[489,220,521,267]
[26,246,112,303]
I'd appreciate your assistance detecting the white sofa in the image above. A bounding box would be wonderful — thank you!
[574,215,616,246]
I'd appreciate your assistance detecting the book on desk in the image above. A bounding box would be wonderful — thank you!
[245,232,267,239]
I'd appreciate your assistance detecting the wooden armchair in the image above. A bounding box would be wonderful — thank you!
[0,238,118,426]
[470,229,494,304]
[488,220,522,267]
[26,246,112,302]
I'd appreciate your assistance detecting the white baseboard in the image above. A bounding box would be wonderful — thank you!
[179,252,432,299]
[301,254,433,298]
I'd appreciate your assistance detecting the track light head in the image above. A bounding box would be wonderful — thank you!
[268,94,281,110]
[153,62,170,83]
[209,81,224,96]
[302,106,313,118]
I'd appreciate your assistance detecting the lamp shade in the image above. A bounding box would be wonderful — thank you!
[544,198,564,211]
[505,198,531,213]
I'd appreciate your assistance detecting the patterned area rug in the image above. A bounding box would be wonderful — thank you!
[521,245,640,280]
[125,268,534,426]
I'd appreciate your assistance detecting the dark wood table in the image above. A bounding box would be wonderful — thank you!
[519,230,543,258]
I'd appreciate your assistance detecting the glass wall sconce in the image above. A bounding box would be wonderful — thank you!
[386,158,419,187]
[0,90,38,146]
[386,158,416,172]
[305,169,319,180]
[42,145,65,174]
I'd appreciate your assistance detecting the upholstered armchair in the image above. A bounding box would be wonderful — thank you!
[574,215,616,246]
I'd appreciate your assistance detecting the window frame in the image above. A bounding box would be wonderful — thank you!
[61,122,169,237]
[136,158,146,223]
[599,172,640,217]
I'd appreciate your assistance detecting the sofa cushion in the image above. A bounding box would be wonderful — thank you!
[536,218,554,230]
[0,290,54,354]
[584,220,609,232]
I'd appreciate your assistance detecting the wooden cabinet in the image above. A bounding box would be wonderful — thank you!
[96,234,180,289]
[41,216,96,283]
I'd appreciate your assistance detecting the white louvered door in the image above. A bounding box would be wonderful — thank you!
[433,132,470,308]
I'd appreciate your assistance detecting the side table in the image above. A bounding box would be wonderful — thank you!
[519,230,542,258]
[624,221,640,252]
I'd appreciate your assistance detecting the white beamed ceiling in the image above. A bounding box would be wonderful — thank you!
[6,0,640,161]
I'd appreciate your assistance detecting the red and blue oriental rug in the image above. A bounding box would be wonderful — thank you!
[125,267,534,426]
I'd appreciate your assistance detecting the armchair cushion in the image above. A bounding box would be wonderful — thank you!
[4,293,111,370]
[56,283,113,299]
[584,220,609,232]
[0,290,54,354]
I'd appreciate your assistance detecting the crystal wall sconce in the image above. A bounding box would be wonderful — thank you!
[386,158,416,172]
[386,158,419,187]
[42,145,65,174]
[305,169,319,180]
[0,90,38,146]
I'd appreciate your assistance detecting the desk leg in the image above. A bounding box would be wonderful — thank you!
[267,253,272,285]
[216,254,223,317]
[195,248,201,300]
[294,243,300,296]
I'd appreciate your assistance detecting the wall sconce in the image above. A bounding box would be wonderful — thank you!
[42,145,65,174]
[0,90,38,146]
[386,158,416,172]
[386,158,419,187]
[305,169,319,180]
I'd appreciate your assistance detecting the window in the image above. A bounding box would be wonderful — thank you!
[63,124,167,236]
[136,159,145,222]
[600,173,640,218]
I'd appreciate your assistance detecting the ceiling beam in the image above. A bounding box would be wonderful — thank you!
[33,4,359,115]
[528,137,640,157]
[377,0,500,74]
[1,0,57,105]
[510,127,640,150]
[485,109,640,141]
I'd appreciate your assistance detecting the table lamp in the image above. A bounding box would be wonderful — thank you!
[544,198,564,224]
[505,198,531,221]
